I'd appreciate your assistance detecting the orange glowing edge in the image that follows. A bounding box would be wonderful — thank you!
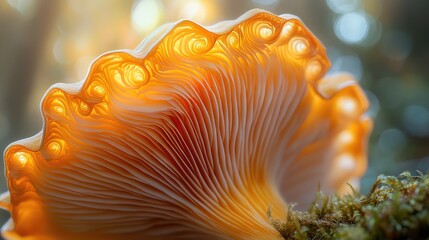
[1,9,372,240]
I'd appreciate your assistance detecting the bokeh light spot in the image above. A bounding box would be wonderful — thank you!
[180,0,208,22]
[326,0,359,14]
[335,12,369,44]
[131,0,163,33]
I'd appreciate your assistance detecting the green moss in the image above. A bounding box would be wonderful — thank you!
[269,172,429,240]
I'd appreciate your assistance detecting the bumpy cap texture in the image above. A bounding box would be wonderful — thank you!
[1,9,371,240]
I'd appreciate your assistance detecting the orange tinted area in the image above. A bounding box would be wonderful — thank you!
[2,10,371,240]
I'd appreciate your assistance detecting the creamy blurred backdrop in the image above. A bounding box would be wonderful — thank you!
[1,0,429,231]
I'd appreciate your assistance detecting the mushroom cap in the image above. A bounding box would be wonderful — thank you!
[1,9,371,240]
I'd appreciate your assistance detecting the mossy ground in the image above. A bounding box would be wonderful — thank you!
[269,172,429,240]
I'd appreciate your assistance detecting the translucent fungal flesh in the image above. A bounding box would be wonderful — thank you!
[1,9,372,240]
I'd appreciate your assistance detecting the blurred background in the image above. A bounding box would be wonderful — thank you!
[1,0,429,231]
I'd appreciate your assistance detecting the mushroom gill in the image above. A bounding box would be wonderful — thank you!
[1,9,372,240]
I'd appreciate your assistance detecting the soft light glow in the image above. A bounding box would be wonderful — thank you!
[167,0,218,24]
[335,12,369,44]
[13,152,30,167]
[53,105,64,114]
[338,130,354,144]
[53,39,66,64]
[326,0,359,14]
[131,0,163,33]
[290,37,310,56]
[337,154,356,171]
[338,96,358,116]
[6,0,35,16]
[75,56,93,81]
[180,0,207,22]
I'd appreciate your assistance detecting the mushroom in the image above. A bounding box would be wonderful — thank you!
[1,9,372,240]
